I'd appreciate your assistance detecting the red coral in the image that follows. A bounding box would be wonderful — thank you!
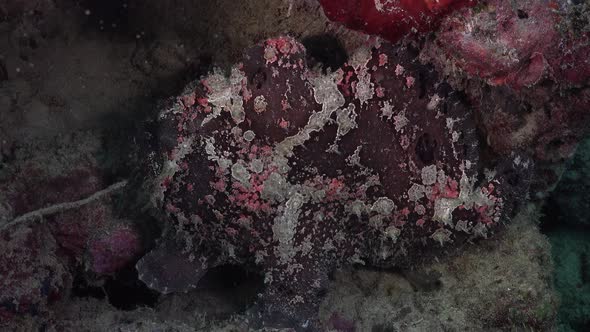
[436,0,557,88]
[319,0,476,42]
[434,0,590,88]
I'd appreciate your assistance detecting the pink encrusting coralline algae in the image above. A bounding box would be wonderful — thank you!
[432,0,590,89]
[137,36,531,330]
[422,0,590,194]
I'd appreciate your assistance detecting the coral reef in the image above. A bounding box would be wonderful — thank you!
[0,224,69,323]
[1,0,586,331]
[139,36,531,330]
[320,205,557,331]
[318,0,590,197]
[430,0,590,89]
[421,0,590,196]
[0,133,141,328]
[318,0,476,43]
[49,205,558,332]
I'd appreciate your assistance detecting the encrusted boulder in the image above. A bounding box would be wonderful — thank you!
[422,0,590,197]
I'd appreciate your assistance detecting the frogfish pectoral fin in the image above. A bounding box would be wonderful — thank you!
[136,238,209,294]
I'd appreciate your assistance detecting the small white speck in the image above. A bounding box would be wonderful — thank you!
[84,9,91,16]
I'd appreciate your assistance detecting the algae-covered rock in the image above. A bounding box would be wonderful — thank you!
[319,204,558,331]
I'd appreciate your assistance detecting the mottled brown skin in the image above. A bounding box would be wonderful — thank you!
[138,37,530,330]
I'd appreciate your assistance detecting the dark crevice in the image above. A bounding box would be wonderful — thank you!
[415,133,437,165]
[417,70,427,99]
[103,265,160,310]
[251,68,268,90]
[71,273,106,300]
[71,264,159,311]
[0,58,7,81]
[197,265,259,290]
[517,9,529,19]
[403,269,443,292]
[196,264,264,312]
[540,196,568,235]
[372,324,396,332]
[302,34,348,73]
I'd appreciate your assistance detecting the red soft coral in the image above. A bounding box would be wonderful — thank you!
[319,0,476,42]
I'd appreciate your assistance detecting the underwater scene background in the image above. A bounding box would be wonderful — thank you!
[1,1,589,331]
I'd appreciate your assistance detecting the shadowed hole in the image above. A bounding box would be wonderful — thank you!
[251,68,267,90]
[415,133,437,165]
[196,264,264,312]
[104,265,160,310]
[517,9,529,19]
[70,265,159,311]
[302,34,348,73]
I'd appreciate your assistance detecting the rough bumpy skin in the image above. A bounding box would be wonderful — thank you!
[138,37,530,330]
[318,0,590,189]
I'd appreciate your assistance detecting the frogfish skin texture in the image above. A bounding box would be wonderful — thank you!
[137,37,530,330]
